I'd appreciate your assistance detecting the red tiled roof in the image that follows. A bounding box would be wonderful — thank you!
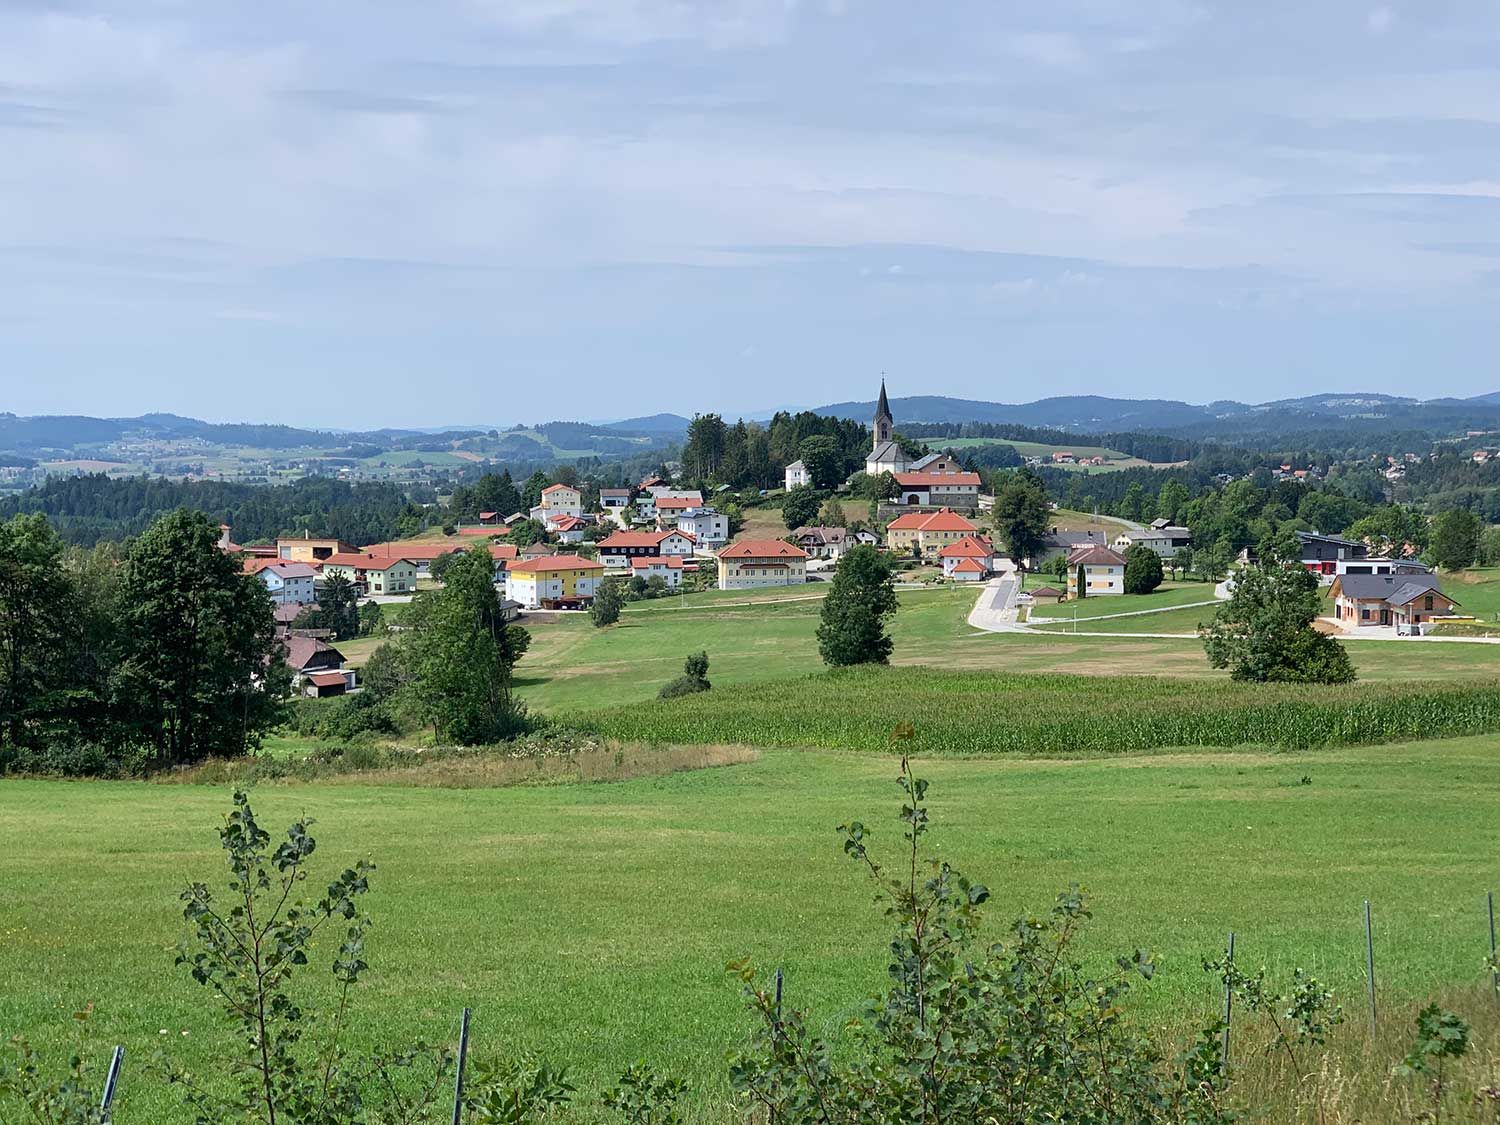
[950,557,987,573]
[893,471,982,487]
[889,507,979,534]
[551,515,588,530]
[1029,585,1064,597]
[507,554,605,574]
[939,534,994,558]
[322,552,414,571]
[653,495,702,509]
[306,671,349,688]
[478,511,498,520]
[541,483,578,495]
[600,530,673,548]
[632,556,685,570]
[719,539,810,560]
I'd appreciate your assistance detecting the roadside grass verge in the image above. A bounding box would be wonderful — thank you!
[569,665,1500,756]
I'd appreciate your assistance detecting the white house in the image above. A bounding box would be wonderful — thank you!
[784,460,809,491]
[1066,546,1126,597]
[675,507,729,549]
[1113,520,1192,558]
[551,514,591,544]
[256,562,318,605]
[630,555,685,588]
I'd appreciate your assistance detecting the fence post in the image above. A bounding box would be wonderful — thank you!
[774,967,784,1031]
[99,1045,124,1123]
[1489,892,1498,1003]
[451,1007,471,1125]
[1219,932,1235,1076]
[1364,901,1377,1038]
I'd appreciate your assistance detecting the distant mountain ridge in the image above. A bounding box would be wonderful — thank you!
[806,391,1500,440]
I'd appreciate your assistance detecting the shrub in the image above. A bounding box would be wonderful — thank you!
[727,758,1232,1123]
[592,580,625,627]
[659,652,711,698]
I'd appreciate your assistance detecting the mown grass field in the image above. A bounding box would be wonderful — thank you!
[1026,579,1218,621]
[5,740,1500,1121]
[502,579,1500,712]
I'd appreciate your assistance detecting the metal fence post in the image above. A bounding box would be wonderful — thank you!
[1364,901,1377,1038]
[1220,932,1235,1075]
[1488,891,1498,1003]
[451,1007,471,1125]
[99,1046,124,1123]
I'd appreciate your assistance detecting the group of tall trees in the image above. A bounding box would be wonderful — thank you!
[679,411,872,492]
[0,510,286,773]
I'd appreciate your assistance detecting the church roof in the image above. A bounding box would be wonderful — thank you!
[868,440,906,464]
[876,379,892,421]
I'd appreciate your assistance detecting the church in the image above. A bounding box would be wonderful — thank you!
[863,380,957,477]
[865,380,909,476]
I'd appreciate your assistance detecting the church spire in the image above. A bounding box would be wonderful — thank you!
[873,376,894,447]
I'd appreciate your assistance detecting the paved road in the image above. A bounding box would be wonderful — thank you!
[966,574,1023,632]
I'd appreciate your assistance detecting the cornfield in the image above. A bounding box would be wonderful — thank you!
[570,666,1500,756]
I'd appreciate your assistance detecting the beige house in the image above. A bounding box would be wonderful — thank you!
[884,508,980,558]
[320,552,419,594]
[717,539,809,590]
[540,484,583,518]
[1330,572,1458,630]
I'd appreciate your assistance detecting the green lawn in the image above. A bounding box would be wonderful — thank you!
[507,580,1500,713]
[1442,567,1500,622]
[1027,580,1218,622]
[6,741,1500,1120]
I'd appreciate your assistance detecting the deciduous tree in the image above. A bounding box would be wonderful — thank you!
[1201,548,1354,683]
[1122,545,1164,595]
[991,469,1050,569]
[817,546,897,666]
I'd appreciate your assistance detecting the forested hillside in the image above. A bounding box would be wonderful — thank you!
[0,475,423,546]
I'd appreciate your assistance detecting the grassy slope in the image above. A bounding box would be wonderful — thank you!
[5,741,1500,1118]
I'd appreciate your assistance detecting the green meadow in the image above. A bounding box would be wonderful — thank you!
[6,739,1500,1120]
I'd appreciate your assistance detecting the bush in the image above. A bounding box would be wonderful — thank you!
[659,652,711,698]
[728,759,1234,1122]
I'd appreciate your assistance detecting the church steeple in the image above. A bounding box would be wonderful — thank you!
[873,378,894,447]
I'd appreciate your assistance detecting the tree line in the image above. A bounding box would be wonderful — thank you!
[0,509,286,773]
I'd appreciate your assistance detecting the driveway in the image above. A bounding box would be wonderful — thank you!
[967,573,1023,632]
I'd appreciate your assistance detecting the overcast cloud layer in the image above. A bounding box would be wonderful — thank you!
[3,1,1499,427]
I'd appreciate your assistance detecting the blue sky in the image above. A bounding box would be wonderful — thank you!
[4,1,1500,428]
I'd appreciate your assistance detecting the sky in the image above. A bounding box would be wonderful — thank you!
[3,0,1500,429]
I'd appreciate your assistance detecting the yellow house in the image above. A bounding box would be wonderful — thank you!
[884,508,980,558]
[320,552,419,594]
[504,554,604,609]
[717,539,809,589]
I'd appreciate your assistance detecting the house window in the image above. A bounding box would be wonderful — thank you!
[1424,595,1433,610]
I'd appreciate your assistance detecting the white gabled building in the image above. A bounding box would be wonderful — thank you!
[630,555,685,589]
[784,460,809,490]
[675,507,729,549]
